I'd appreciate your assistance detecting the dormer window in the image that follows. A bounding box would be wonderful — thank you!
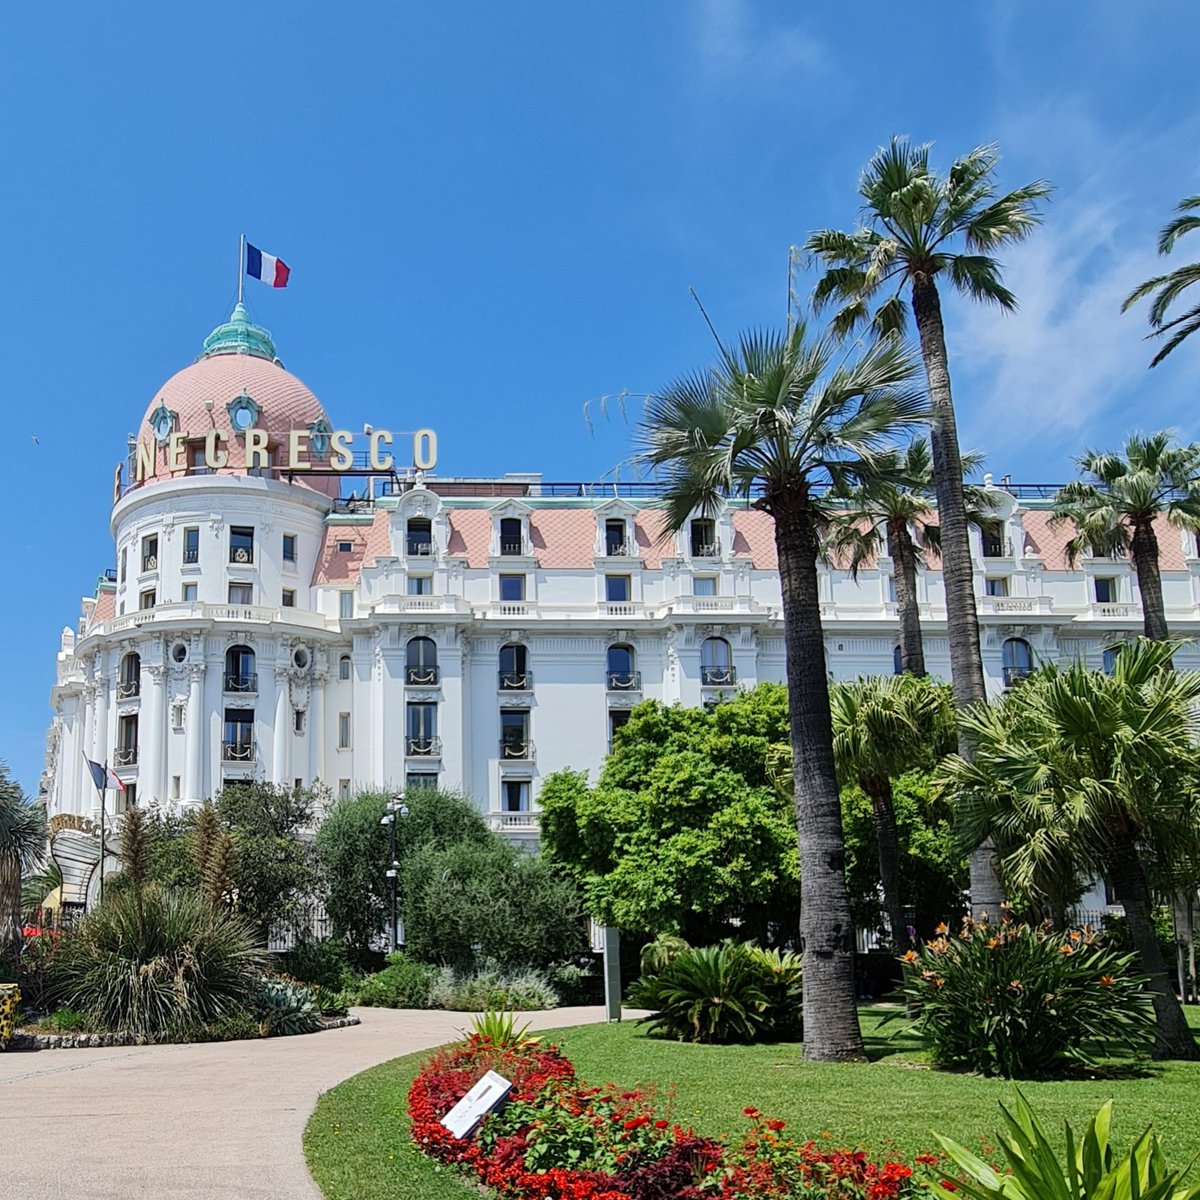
[981,521,1007,558]
[605,519,628,556]
[500,517,524,556]
[337,540,354,553]
[690,518,718,558]
[147,401,177,444]
[226,391,261,432]
[308,417,333,458]
[407,518,433,557]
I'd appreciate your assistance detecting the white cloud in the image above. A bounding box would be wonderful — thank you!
[692,0,828,87]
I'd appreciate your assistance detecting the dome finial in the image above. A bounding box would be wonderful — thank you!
[200,303,279,363]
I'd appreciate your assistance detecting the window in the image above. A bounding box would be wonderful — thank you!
[893,645,903,675]
[605,575,631,603]
[337,540,354,553]
[608,708,631,750]
[407,575,432,595]
[118,653,141,698]
[406,772,439,791]
[115,714,138,765]
[406,703,438,754]
[701,637,735,686]
[142,534,158,572]
[981,521,1006,558]
[228,582,253,605]
[499,517,524,556]
[605,519,627,556]
[182,582,197,603]
[502,779,530,812]
[224,645,256,692]
[501,709,530,757]
[1102,646,1120,675]
[499,643,530,690]
[338,778,351,801]
[407,518,433,557]
[338,712,351,749]
[1002,638,1034,687]
[294,778,303,793]
[406,637,438,685]
[282,589,296,608]
[690,518,717,557]
[887,575,898,603]
[499,574,525,602]
[124,782,138,809]
[229,526,254,564]
[282,533,297,563]
[188,443,208,474]
[181,526,199,566]
[339,591,354,619]
[139,589,156,610]
[294,709,305,734]
[339,654,352,681]
[223,708,254,760]
[1094,576,1116,604]
[171,775,181,800]
[171,701,184,730]
[693,576,717,597]
[985,577,1008,597]
[606,644,638,690]
[119,546,127,584]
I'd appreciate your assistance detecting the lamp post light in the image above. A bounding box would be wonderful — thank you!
[380,793,408,951]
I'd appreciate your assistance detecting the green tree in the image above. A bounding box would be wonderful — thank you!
[637,329,925,1061]
[1123,193,1200,365]
[807,138,1051,916]
[939,640,1200,1060]
[1052,431,1200,642]
[0,765,45,960]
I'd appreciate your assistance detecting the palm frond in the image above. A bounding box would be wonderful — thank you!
[947,255,1017,309]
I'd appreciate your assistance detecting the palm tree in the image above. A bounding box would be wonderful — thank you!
[824,439,988,677]
[0,765,46,960]
[807,139,1051,916]
[636,322,925,1062]
[1052,431,1200,642]
[939,640,1199,1060]
[1123,195,1200,366]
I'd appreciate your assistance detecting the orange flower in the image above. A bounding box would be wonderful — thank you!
[903,949,919,962]
[1099,975,1115,987]
[935,922,949,934]
[1069,929,1082,942]
[932,976,945,988]
[987,937,999,949]
[1060,944,1074,955]
[1008,980,1023,991]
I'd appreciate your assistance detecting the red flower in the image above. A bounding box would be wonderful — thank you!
[766,1119,786,1132]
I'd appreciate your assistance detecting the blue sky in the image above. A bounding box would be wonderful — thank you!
[3,2,1198,791]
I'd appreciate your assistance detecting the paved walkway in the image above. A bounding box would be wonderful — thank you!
[0,1006,618,1200]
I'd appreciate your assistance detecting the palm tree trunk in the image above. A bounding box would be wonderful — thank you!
[861,772,908,952]
[888,522,926,676]
[1130,519,1169,641]
[910,276,1003,919]
[0,855,22,963]
[769,490,865,1062]
[1105,837,1198,1059]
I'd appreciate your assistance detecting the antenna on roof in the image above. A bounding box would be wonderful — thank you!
[689,287,729,361]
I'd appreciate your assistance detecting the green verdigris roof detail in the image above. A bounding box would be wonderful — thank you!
[200,302,279,362]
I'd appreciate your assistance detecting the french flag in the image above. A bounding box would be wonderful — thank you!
[246,242,291,288]
[86,758,126,793]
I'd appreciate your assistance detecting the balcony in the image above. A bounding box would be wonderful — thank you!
[116,678,141,699]
[406,735,442,757]
[406,665,440,686]
[499,671,533,692]
[499,540,529,557]
[500,738,534,761]
[603,602,637,618]
[605,542,636,557]
[113,746,138,767]
[1090,602,1139,620]
[407,538,435,557]
[982,538,1013,559]
[183,547,199,564]
[99,603,333,638]
[488,810,540,834]
[495,602,528,617]
[691,541,721,559]
[606,671,641,691]
[980,595,1054,616]
[142,555,158,572]
[224,672,258,694]
[1002,666,1034,689]
[229,546,254,565]
[701,666,737,687]
[222,740,256,762]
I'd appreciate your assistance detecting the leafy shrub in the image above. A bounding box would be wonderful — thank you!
[171,1007,264,1043]
[902,918,1155,1077]
[49,886,268,1035]
[639,933,691,977]
[1098,909,1177,968]
[252,976,323,1036]
[351,952,438,1008]
[309,984,349,1018]
[429,963,559,1011]
[935,1089,1200,1200]
[13,928,62,1009]
[469,1010,541,1049]
[630,941,800,1044]
[279,937,352,991]
[45,1006,88,1032]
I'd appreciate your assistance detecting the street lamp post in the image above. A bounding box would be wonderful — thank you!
[380,793,408,952]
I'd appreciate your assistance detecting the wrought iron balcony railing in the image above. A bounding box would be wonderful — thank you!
[701,666,737,686]
[606,671,641,691]
[498,671,533,691]
[406,735,442,757]
[116,679,140,699]
[500,738,534,760]
[113,746,138,767]
[224,672,258,694]
[406,666,440,686]
[222,740,256,762]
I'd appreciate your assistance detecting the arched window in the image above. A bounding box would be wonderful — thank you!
[406,637,438,685]
[499,516,524,556]
[407,517,433,557]
[1102,646,1120,676]
[893,645,903,676]
[225,644,257,693]
[339,654,352,681]
[499,643,530,691]
[118,652,141,699]
[1002,638,1033,688]
[606,644,638,690]
[700,637,735,686]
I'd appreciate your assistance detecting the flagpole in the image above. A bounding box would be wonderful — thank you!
[237,234,245,306]
[98,761,107,905]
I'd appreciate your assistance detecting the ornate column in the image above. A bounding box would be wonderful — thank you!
[78,686,97,817]
[91,666,110,771]
[272,667,290,785]
[308,669,327,786]
[141,663,166,805]
[185,663,206,803]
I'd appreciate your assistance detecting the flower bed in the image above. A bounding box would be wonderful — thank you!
[409,1034,942,1199]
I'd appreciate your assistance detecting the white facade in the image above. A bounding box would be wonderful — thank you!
[41,308,1200,844]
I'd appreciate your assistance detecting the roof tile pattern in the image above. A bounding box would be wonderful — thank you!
[1019,510,1189,570]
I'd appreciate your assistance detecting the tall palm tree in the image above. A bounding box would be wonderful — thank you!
[1123,194,1200,366]
[939,640,1199,1060]
[807,139,1051,916]
[0,765,46,960]
[1052,431,1200,642]
[824,439,988,677]
[637,322,925,1062]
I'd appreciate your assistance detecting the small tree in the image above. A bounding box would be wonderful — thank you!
[1,766,45,963]
[1123,193,1200,365]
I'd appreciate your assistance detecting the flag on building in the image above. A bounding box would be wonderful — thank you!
[245,243,291,288]
[85,759,126,793]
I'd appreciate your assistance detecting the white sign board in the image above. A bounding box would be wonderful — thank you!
[440,1070,513,1140]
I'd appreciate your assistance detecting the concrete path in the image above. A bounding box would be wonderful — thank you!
[0,1005,618,1200]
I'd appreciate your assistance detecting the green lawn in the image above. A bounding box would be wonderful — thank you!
[304,1006,1200,1200]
